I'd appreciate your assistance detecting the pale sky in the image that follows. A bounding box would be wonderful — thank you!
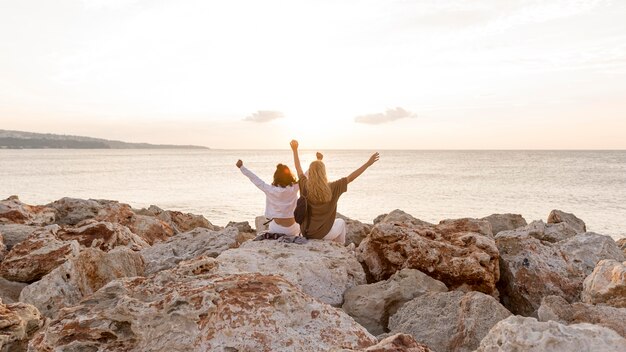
[1,0,625,149]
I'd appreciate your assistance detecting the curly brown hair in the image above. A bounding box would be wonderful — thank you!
[272,163,297,188]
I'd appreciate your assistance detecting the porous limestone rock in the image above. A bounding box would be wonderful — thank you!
[538,295,626,338]
[0,224,39,250]
[0,225,80,283]
[0,278,27,304]
[342,269,448,335]
[582,259,626,308]
[225,221,257,245]
[475,316,626,352]
[436,218,493,237]
[496,232,624,316]
[480,213,527,236]
[358,222,500,294]
[0,232,6,262]
[217,239,366,306]
[126,214,175,245]
[373,210,433,227]
[548,209,586,233]
[141,227,238,275]
[47,197,134,225]
[20,247,145,318]
[56,220,149,251]
[0,299,44,352]
[134,205,217,233]
[0,196,55,226]
[28,257,377,352]
[338,333,433,352]
[618,238,626,256]
[497,220,578,243]
[338,213,373,246]
[388,291,511,352]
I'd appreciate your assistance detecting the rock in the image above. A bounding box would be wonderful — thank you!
[134,205,217,233]
[0,278,27,304]
[141,227,239,275]
[481,213,527,236]
[0,196,55,226]
[0,232,6,262]
[338,213,373,246]
[496,232,624,316]
[226,220,253,233]
[20,247,144,318]
[538,295,626,338]
[47,197,134,225]
[0,299,44,352]
[388,291,511,352]
[373,210,433,227]
[126,214,175,245]
[29,258,377,351]
[56,220,150,251]
[582,259,626,308]
[339,333,433,352]
[217,240,366,306]
[358,222,500,295]
[497,220,578,243]
[0,224,39,250]
[255,216,269,233]
[475,315,626,352]
[0,225,80,283]
[342,269,448,335]
[548,209,586,233]
[226,221,257,246]
[616,238,626,256]
[436,218,493,237]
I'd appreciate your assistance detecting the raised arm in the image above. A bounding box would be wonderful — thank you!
[290,140,305,178]
[346,152,379,184]
[236,159,272,193]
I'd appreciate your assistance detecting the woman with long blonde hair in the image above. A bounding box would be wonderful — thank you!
[290,140,379,243]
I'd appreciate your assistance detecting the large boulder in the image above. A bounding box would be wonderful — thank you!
[388,291,511,352]
[481,213,527,236]
[496,232,624,316]
[475,316,626,352]
[134,205,217,233]
[338,213,373,246]
[358,222,500,295]
[582,259,626,308]
[141,227,238,275]
[373,210,433,227]
[548,209,586,233]
[20,247,145,318]
[56,220,149,251]
[0,225,80,283]
[28,257,377,351]
[0,224,39,250]
[342,269,447,335]
[0,232,6,262]
[217,240,366,306]
[499,220,578,243]
[47,197,134,225]
[126,214,175,245]
[618,238,626,256]
[0,196,55,226]
[538,295,626,338]
[436,218,493,237]
[0,299,44,352]
[339,334,433,352]
[0,278,27,304]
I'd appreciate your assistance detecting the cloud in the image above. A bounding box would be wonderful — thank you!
[354,107,416,125]
[243,110,285,123]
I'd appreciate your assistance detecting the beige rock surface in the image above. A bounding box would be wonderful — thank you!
[388,291,511,352]
[0,225,80,283]
[0,299,44,352]
[475,315,626,352]
[498,220,578,243]
[20,247,145,318]
[538,295,626,338]
[0,196,55,226]
[57,220,149,251]
[480,213,527,236]
[141,227,238,275]
[373,210,433,227]
[0,277,27,304]
[217,239,366,306]
[29,257,377,352]
[0,232,6,262]
[582,259,626,308]
[342,269,447,335]
[358,222,500,294]
[547,209,586,233]
[134,205,217,233]
[47,197,134,225]
[0,224,39,250]
[337,333,433,352]
[338,213,373,246]
[618,238,626,256]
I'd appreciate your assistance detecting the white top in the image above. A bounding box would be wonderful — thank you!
[240,166,299,219]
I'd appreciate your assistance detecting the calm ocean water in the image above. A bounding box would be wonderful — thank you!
[1,149,624,240]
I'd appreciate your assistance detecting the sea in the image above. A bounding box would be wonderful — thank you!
[1,149,624,240]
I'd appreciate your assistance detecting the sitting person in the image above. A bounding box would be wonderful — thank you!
[290,140,379,244]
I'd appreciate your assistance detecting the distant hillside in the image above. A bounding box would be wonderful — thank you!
[0,130,209,149]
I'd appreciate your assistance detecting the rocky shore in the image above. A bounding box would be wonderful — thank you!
[1,195,625,351]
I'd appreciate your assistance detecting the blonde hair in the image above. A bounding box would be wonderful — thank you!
[307,160,332,203]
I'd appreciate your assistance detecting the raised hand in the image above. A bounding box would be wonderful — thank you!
[316,152,323,160]
[290,140,299,150]
[236,159,243,168]
[367,152,379,166]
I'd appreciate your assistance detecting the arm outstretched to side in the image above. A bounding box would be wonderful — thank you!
[346,152,379,184]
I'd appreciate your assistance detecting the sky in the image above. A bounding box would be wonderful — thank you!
[1,0,625,149]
